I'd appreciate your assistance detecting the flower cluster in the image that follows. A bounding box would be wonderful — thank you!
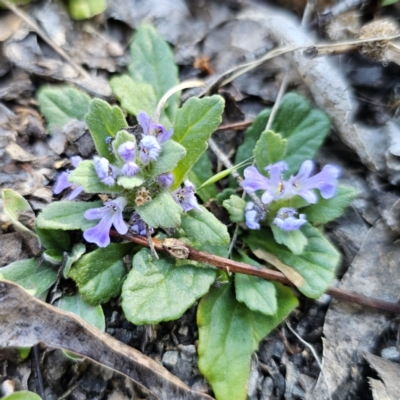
[242,160,340,231]
[53,111,201,248]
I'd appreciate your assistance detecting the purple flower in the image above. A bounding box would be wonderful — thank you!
[274,208,306,231]
[83,197,128,247]
[129,212,153,236]
[139,135,161,165]
[118,141,136,163]
[94,157,116,186]
[138,111,152,135]
[288,160,340,204]
[121,161,140,177]
[53,156,84,200]
[242,162,288,205]
[172,180,202,212]
[158,172,174,188]
[137,111,173,143]
[245,202,266,230]
[152,123,173,144]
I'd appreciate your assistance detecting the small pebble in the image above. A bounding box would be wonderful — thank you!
[381,346,400,362]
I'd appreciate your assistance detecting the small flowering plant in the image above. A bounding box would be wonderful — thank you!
[0,25,357,400]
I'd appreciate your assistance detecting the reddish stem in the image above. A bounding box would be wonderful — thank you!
[110,231,400,314]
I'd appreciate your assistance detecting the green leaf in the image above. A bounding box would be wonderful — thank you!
[382,0,399,5]
[129,24,179,122]
[197,282,298,400]
[234,92,330,180]
[235,274,277,316]
[188,151,217,202]
[223,195,246,223]
[246,225,340,298]
[122,249,216,324]
[36,201,102,231]
[171,96,225,188]
[181,206,230,246]
[110,75,158,118]
[68,243,132,305]
[42,249,64,266]
[63,243,86,279]
[37,86,91,135]
[68,160,120,193]
[233,250,277,316]
[269,92,330,176]
[215,188,236,205]
[117,175,144,189]
[136,192,182,228]
[254,130,287,172]
[68,0,106,20]
[150,140,186,176]
[35,227,71,251]
[16,347,31,360]
[2,392,42,400]
[305,185,358,225]
[57,292,105,331]
[85,99,127,162]
[270,224,308,255]
[233,109,271,186]
[1,189,36,236]
[0,258,57,301]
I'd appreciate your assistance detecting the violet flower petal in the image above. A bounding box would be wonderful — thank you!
[242,167,270,192]
[138,112,152,135]
[273,208,307,231]
[53,172,71,194]
[67,186,84,200]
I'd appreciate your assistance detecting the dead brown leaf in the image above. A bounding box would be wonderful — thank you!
[0,280,214,400]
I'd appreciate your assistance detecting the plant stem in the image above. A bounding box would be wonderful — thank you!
[110,231,400,314]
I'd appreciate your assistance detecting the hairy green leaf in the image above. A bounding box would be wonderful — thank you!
[68,160,120,193]
[129,24,179,122]
[270,92,330,176]
[198,283,298,400]
[1,189,36,236]
[85,99,127,162]
[223,195,246,223]
[63,243,86,279]
[117,175,144,189]
[122,249,216,324]
[150,140,186,176]
[68,243,132,305]
[181,206,230,246]
[233,251,277,316]
[136,192,182,228]
[254,130,287,173]
[36,201,102,231]
[68,0,106,20]
[233,109,271,185]
[270,224,308,255]
[172,96,225,188]
[37,86,91,135]
[35,227,71,252]
[246,225,340,298]
[57,292,105,331]
[0,258,57,301]
[110,75,158,118]
[306,185,358,224]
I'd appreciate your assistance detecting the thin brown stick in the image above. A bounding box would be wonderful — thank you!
[215,120,254,131]
[110,231,400,314]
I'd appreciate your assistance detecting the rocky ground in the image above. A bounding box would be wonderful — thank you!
[1,0,400,399]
